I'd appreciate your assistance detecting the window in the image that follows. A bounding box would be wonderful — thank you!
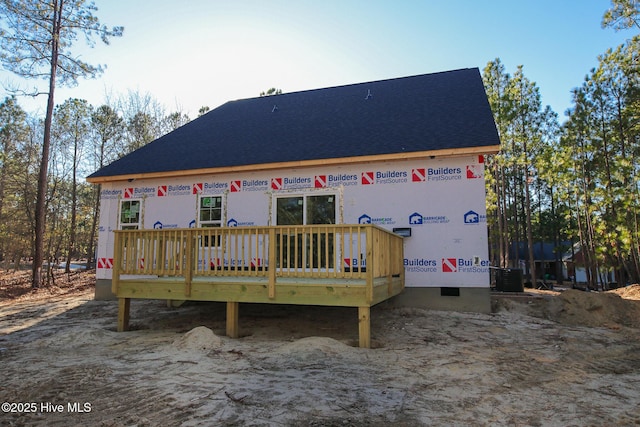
[276,195,336,225]
[198,196,222,228]
[307,195,336,224]
[198,195,223,247]
[275,194,336,269]
[119,199,141,230]
[276,196,304,225]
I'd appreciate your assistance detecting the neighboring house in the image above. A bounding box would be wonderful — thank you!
[562,242,617,288]
[510,240,620,289]
[88,68,501,332]
[510,241,569,285]
[563,243,588,284]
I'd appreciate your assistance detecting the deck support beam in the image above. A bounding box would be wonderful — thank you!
[226,301,240,338]
[358,306,371,348]
[117,298,131,332]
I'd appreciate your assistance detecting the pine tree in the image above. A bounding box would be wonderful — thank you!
[0,0,122,287]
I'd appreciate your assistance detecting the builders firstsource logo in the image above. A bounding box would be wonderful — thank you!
[124,186,155,198]
[375,170,407,184]
[404,258,437,273]
[193,182,227,195]
[442,258,457,272]
[244,179,269,191]
[272,176,313,190]
[315,174,357,188]
[466,156,485,179]
[361,172,374,185]
[427,167,462,182]
[412,168,426,182]
[157,184,191,196]
[344,257,366,270]
[362,170,408,185]
[100,189,122,200]
[198,181,228,194]
[466,164,484,179]
[232,179,268,192]
[271,178,283,190]
[442,257,490,273]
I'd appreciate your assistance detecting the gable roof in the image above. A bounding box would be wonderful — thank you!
[88,68,500,183]
[512,241,572,261]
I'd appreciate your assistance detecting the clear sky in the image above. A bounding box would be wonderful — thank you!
[1,0,636,120]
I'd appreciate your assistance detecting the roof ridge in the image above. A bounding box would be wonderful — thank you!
[229,68,479,104]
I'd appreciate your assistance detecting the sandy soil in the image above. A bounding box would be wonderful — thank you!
[1,272,640,426]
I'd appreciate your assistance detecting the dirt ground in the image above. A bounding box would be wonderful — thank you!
[1,271,640,426]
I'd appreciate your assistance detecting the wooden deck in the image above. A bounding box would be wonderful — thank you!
[112,224,405,347]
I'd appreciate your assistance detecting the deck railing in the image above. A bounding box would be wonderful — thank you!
[112,224,404,300]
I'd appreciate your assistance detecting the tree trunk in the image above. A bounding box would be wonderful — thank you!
[32,0,62,288]
[65,130,79,274]
[524,156,536,287]
[0,135,7,263]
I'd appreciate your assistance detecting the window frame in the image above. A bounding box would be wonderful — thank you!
[197,194,224,228]
[118,198,143,230]
[274,192,337,226]
[273,192,338,270]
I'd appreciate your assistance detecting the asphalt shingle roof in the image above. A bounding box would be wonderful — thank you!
[88,68,500,181]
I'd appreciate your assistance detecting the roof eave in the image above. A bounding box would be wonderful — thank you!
[86,145,501,184]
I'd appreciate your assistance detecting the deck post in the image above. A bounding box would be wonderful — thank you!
[112,231,122,294]
[365,226,374,303]
[268,228,276,298]
[184,230,193,297]
[117,298,130,332]
[358,306,371,348]
[226,301,239,338]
